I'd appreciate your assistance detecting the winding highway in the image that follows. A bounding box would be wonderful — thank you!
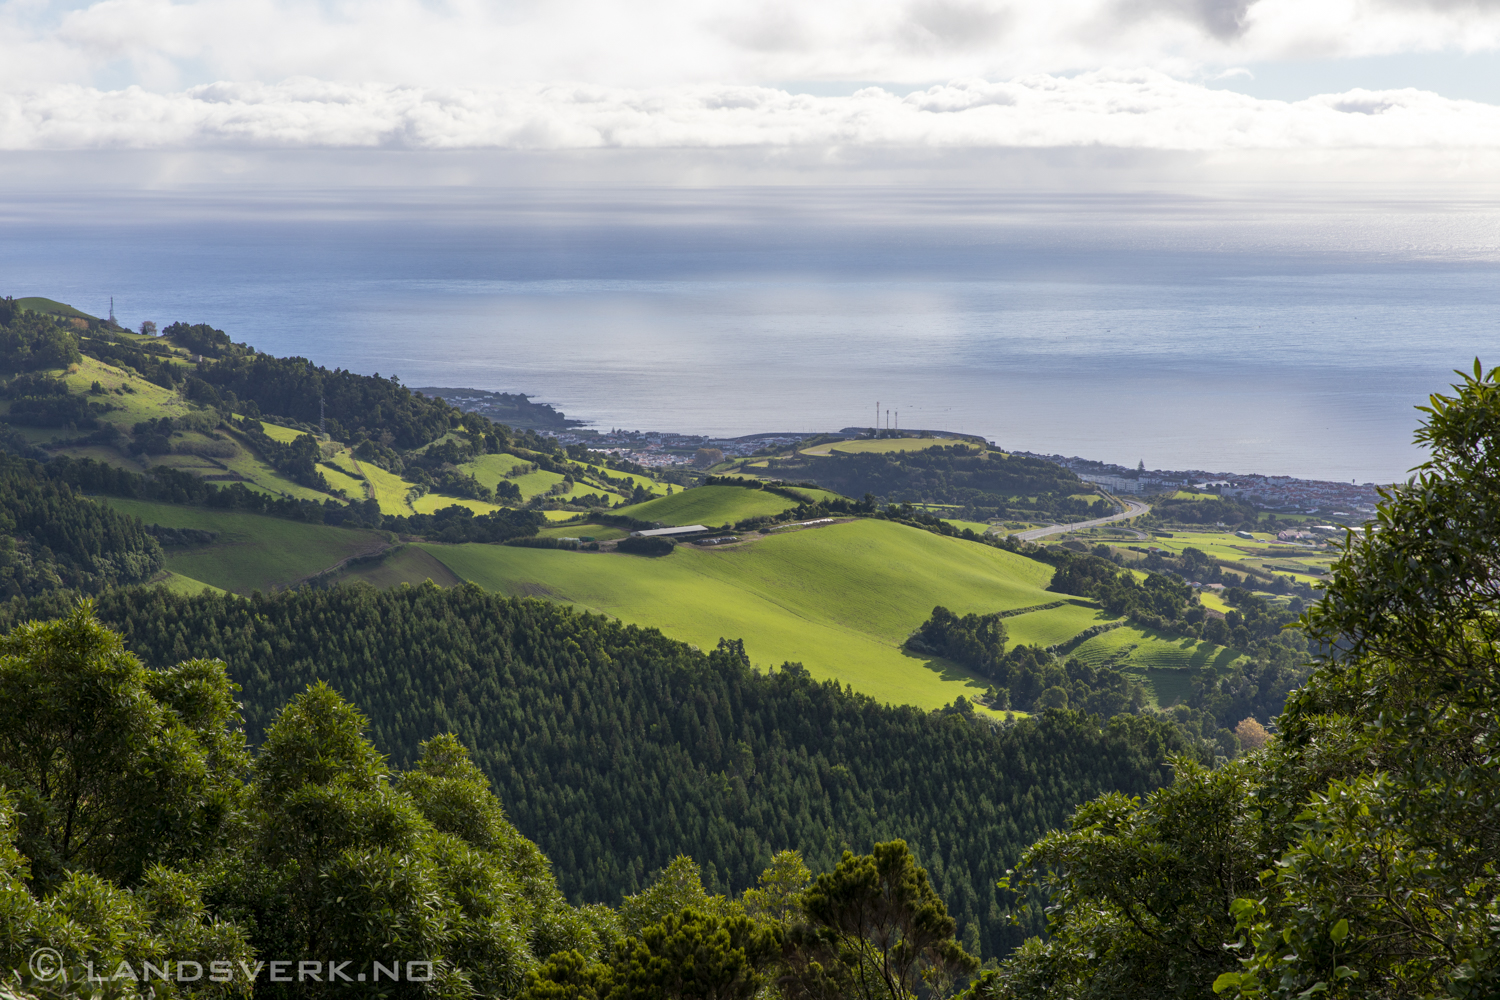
[1007,497,1152,542]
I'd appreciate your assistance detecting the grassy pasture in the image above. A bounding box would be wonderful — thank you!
[1142,530,1335,584]
[1005,601,1115,648]
[459,452,533,484]
[1198,589,1231,612]
[1144,532,1275,561]
[17,296,96,319]
[536,523,629,541]
[59,357,193,427]
[456,453,662,502]
[256,421,308,445]
[942,518,994,534]
[799,437,971,457]
[317,463,368,499]
[97,498,388,594]
[325,545,462,589]
[1071,624,1240,673]
[784,486,846,503]
[616,486,800,526]
[507,468,572,501]
[152,571,225,596]
[420,518,1061,712]
[45,358,339,503]
[411,494,506,516]
[207,434,333,502]
[353,461,416,516]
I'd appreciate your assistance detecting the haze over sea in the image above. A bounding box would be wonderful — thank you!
[4,186,1497,486]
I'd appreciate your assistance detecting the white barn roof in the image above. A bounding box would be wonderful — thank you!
[631,525,709,538]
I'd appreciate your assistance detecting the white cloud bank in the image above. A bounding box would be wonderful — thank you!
[4,0,1500,93]
[3,72,1499,152]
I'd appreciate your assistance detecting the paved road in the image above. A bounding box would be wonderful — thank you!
[1007,498,1152,542]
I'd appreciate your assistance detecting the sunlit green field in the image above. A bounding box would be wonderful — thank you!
[616,485,802,526]
[459,452,533,484]
[58,356,193,426]
[25,356,337,502]
[1004,601,1115,648]
[97,498,389,594]
[411,494,507,516]
[353,460,418,516]
[942,518,994,534]
[784,486,848,503]
[1071,624,1240,673]
[153,570,225,596]
[799,437,972,456]
[1140,530,1335,584]
[420,518,1057,712]
[1199,589,1231,612]
[318,462,367,498]
[256,421,308,445]
[507,468,576,501]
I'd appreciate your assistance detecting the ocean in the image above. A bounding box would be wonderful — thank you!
[3,186,1497,484]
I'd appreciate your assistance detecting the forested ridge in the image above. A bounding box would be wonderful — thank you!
[0,451,162,597]
[770,446,1102,519]
[0,582,1203,961]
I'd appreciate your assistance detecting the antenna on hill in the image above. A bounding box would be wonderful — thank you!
[875,401,879,433]
[108,297,116,325]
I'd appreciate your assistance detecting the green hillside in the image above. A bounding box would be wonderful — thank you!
[616,484,802,526]
[1071,623,1241,673]
[16,296,97,319]
[800,437,972,456]
[99,497,389,593]
[320,543,462,589]
[422,518,1063,710]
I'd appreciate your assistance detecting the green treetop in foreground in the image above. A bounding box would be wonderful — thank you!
[985,361,1500,999]
[0,603,983,1000]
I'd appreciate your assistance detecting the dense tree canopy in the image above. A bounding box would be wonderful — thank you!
[0,307,81,373]
[987,361,1500,999]
[0,583,1206,961]
[770,446,1096,518]
[0,452,163,597]
[0,605,612,1000]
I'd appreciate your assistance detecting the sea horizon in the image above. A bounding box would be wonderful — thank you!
[4,184,1496,484]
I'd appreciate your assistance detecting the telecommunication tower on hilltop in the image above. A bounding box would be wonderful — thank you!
[108,297,116,325]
